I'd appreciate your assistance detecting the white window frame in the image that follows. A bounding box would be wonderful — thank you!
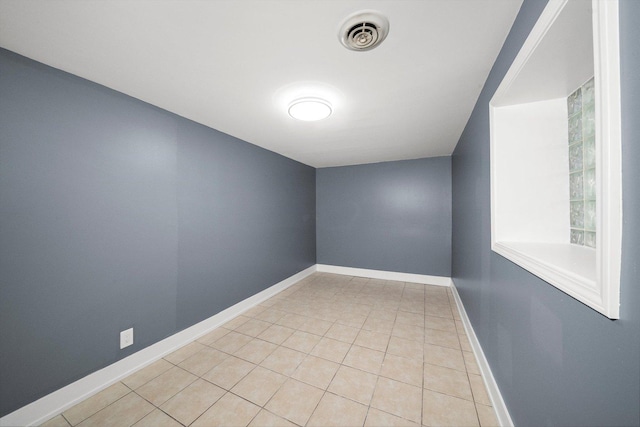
[489,0,622,318]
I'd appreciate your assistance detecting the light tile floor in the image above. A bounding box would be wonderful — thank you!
[42,273,499,427]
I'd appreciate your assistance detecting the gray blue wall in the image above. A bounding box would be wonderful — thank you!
[451,1,640,425]
[317,158,451,277]
[0,48,316,417]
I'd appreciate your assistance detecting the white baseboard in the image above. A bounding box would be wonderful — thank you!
[0,265,316,427]
[450,280,513,427]
[316,264,452,287]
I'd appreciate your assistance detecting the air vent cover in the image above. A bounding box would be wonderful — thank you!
[339,11,389,51]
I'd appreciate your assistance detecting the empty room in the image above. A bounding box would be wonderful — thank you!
[1,1,638,426]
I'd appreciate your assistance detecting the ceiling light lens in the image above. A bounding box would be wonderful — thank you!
[288,98,332,121]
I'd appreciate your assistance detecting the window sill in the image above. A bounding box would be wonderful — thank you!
[493,241,603,308]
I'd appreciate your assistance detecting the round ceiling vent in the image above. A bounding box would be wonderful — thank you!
[339,10,389,51]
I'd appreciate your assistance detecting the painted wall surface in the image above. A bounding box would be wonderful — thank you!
[317,158,451,277]
[451,1,640,426]
[0,48,316,417]
[176,122,316,329]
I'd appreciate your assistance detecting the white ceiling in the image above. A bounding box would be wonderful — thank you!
[0,0,522,168]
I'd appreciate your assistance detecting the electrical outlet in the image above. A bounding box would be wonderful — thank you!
[120,328,133,349]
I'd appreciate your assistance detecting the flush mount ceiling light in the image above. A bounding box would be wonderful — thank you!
[288,98,332,121]
[339,10,390,51]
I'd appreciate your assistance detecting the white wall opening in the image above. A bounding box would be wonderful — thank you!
[489,0,622,318]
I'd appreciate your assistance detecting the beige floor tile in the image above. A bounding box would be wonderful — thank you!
[451,305,462,321]
[424,328,461,349]
[424,304,453,319]
[282,330,322,353]
[380,353,423,387]
[387,336,424,361]
[235,318,272,337]
[348,303,373,317]
[243,305,268,318]
[136,366,197,406]
[328,365,378,405]
[258,298,278,307]
[405,281,426,290]
[292,355,340,389]
[40,414,71,427]
[464,351,481,375]
[310,337,351,363]
[401,307,425,317]
[160,378,225,425]
[197,327,230,346]
[255,308,287,323]
[424,301,448,310]
[132,409,182,427]
[364,408,421,427]
[422,389,479,427]
[77,393,154,427]
[265,379,324,426]
[426,294,449,304]
[56,276,499,427]
[202,355,256,390]
[310,310,338,324]
[399,302,424,315]
[402,285,425,296]
[231,366,286,406]
[233,338,278,364]
[476,403,499,427]
[354,330,390,352]
[324,323,359,343]
[298,318,333,336]
[343,345,385,374]
[384,278,404,287]
[423,364,473,401]
[469,374,491,405]
[307,392,368,427]
[460,335,473,352]
[362,317,394,334]
[370,377,422,424]
[179,347,228,376]
[424,343,466,371]
[191,392,260,427]
[223,315,251,330]
[391,322,425,342]
[63,382,130,425]
[396,311,424,327]
[122,359,174,390]
[277,313,309,329]
[376,302,401,313]
[401,281,421,289]
[335,316,367,329]
[424,315,457,333]
[430,295,444,309]
[336,312,367,329]
[210,331,254,354]
[402,293,424,304]
[258,324,296,345]
[164,341,207,365]
[260,346,306,376]
[248,410,298,427]
[425,284,447,294]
